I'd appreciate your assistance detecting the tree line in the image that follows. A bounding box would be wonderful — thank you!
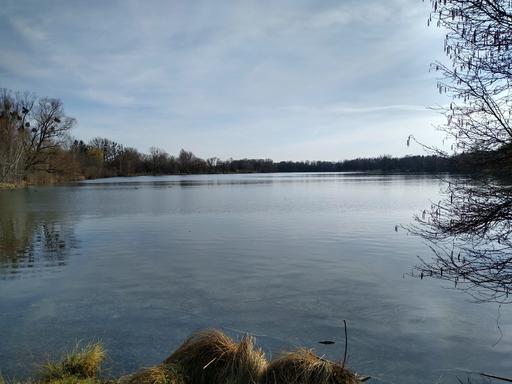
[78,146,461,176]
[1,88,465,185]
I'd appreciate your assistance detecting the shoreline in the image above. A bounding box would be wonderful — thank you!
[0,329,364,384]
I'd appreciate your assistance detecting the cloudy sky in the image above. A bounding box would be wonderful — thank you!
[0,0,449,161]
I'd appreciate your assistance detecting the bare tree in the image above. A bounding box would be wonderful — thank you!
[25,97,76,173]
[178,149,196,173]
[410,0,512,303]
[0,90,34,183]
[118,147,143,176]
[88,137,124,165]
[0,89,75,183]
[149,147,170,174]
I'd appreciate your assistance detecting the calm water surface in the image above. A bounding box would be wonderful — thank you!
[0,173,511,383]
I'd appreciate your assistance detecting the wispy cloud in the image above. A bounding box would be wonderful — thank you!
[284,104,430,115]
[0,0,447,160]
[9,17,47,43]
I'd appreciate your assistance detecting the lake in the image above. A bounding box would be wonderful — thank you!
[0,173,511,383]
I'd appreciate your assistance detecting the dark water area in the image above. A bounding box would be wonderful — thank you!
[0,173,511,383]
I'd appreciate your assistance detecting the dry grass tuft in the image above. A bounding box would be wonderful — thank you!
[40,343,105,382]
[260,348,359,384]
[118,364,185,384]
[43,378,99,384]
[2,330,366,384]
[164,329,267,384]
[0,376,98,384]
[0,183,17,190]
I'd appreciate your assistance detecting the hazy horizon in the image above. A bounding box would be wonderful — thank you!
[0,0,449,161]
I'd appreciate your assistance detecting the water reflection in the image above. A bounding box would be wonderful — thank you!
[1,174,510,384]
[79,172,442,188]
[0,191,77,278]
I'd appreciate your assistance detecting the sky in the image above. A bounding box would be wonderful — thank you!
[0,0,449,161]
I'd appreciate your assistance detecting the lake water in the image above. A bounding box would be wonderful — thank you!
[0,173,511,383]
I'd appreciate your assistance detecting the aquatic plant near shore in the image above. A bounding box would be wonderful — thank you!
[164,329,267,384]
[0,343,104,384]
[1,329,363,384]
[260,348,359,384]
[40,342,105,382]
[118,364,185,384]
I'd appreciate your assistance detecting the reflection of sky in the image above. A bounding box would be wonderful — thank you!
[0,174,511,383]
[0,1,448,160]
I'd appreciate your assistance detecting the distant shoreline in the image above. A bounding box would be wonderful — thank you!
[0,169,463,190]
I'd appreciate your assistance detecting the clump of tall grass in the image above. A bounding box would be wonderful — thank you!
[0,374,98,384]
[40,342,105,382]
[118,364,185,384]
[40,379,98,384]
[164,329,267,384]
[260,348,359,384]
[1,329,366,384]
[0,183,17,190]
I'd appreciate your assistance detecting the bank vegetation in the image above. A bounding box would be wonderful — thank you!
[0,329,365,384]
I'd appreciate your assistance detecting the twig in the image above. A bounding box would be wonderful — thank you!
[341,320,348,368]
[203,357,217,369]
[492,304,503,347]
[480,373,512,383]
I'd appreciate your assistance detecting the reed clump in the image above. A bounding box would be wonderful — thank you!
[260,348,359,384]
[41,379,98,384]
[0,183,17,190]
[118,364,185,384]
[1,329,364,384]
[40,342,105,382]
[164,329,267,384]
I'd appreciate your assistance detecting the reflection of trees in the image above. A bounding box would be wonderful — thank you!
[0,193,77,278]
[411,177,512,303]
[409,0,512,304]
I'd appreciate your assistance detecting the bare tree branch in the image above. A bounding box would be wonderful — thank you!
[410,0,512,303]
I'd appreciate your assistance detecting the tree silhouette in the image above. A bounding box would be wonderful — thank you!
[410,0,512,303]
[0,89,75,183]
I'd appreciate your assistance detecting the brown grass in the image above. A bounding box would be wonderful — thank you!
[42,379,99,384]
[40,343,105,382]
[164,329,267,384]
[0,183,17,189]
[260,348,359,384]
[117,364,185,384]
[0,375,99,384]
[2,330,365,384]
